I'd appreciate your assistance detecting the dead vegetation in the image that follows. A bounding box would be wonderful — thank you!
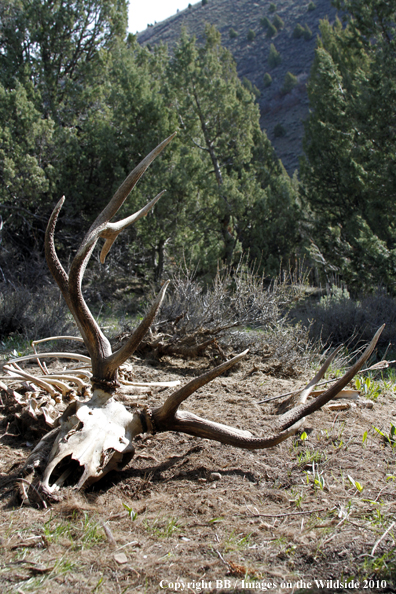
[113,265,314,373]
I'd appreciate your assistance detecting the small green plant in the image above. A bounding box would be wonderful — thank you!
[348,475,364,493]
[367,506,387,527]
[268,43,281,67]
[42,513,105,550]
[300,431,308,441]
[290,488,305,508]
[208,517,224,524]
[361,548,396,584]
[269,3,276,12]
[266,23,277,38]
[298,449,325,466]
[314,471,325,490]
[43,517,70,544]
[93,576,104,592]
[373,423,396,447]
[144,516,182,538]
[272,14,284,30]
[123,503,138,521]
[247,28,256,41]
[263,72,272,87]
[274,123,286,137]
[229,27,238,38]
[224,531,252,553]
[308,1,316,10]
[282,71,298,94]
[355,375,382,400]
[12,556,77,591]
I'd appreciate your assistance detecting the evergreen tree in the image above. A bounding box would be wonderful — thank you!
[0,0,127,117]
[301,5,396,290]
[166,26,301,275]
[0,82,55,253]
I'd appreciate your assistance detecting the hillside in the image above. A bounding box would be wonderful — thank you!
[137,0,338,174]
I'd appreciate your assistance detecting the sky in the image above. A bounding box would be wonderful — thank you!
[128,0,193,33]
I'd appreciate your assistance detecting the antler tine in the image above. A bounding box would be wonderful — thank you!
[106,281,171,374]
[276,324,385,432]
[94,133,177,229]
[153,349,249,425]
[45,196,93,345]
[295,344,343,406]
[70,133,177,273]
[148,326,384,450]
[99,190,166,264]
[45,197,70,302]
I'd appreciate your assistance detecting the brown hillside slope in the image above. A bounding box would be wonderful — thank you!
[137,0,338,174]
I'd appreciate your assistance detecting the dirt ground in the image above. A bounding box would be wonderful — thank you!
[1,352,395,594]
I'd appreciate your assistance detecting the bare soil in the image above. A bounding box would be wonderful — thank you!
[1,354,395,594]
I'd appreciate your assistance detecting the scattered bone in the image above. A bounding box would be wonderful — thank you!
[324,402,357,412]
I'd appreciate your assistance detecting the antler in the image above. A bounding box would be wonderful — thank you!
[45,133,176,388]
[147,325,384,448]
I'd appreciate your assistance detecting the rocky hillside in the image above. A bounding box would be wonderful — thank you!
[137,0,338,174]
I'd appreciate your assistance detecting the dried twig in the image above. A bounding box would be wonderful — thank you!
[100,520,117,548]
[371,521,395,557]
[246,508,325,518]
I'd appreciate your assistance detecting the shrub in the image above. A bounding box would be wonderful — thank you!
[0,283,74,342]
[308,1,316,11]
[268,43,282,68]
[188,2,192,7]
[243,76,261,98]
[293,23,306,38]
[273,14,284,30]
[260,16,271,28]
[293,23,312,40]
[269,3,276,13]
[291,287,396,349]
[303,24,313,40]
[202,0,208,5]
[247,29,256,41]
[274,123,286,137]
[229,28,238,38]
[282,71,298,94]
[124,265,314,371]
[263,72,272,87]
[266,23,277,38]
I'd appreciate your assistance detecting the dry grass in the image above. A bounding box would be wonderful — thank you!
[1,352,395,594]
